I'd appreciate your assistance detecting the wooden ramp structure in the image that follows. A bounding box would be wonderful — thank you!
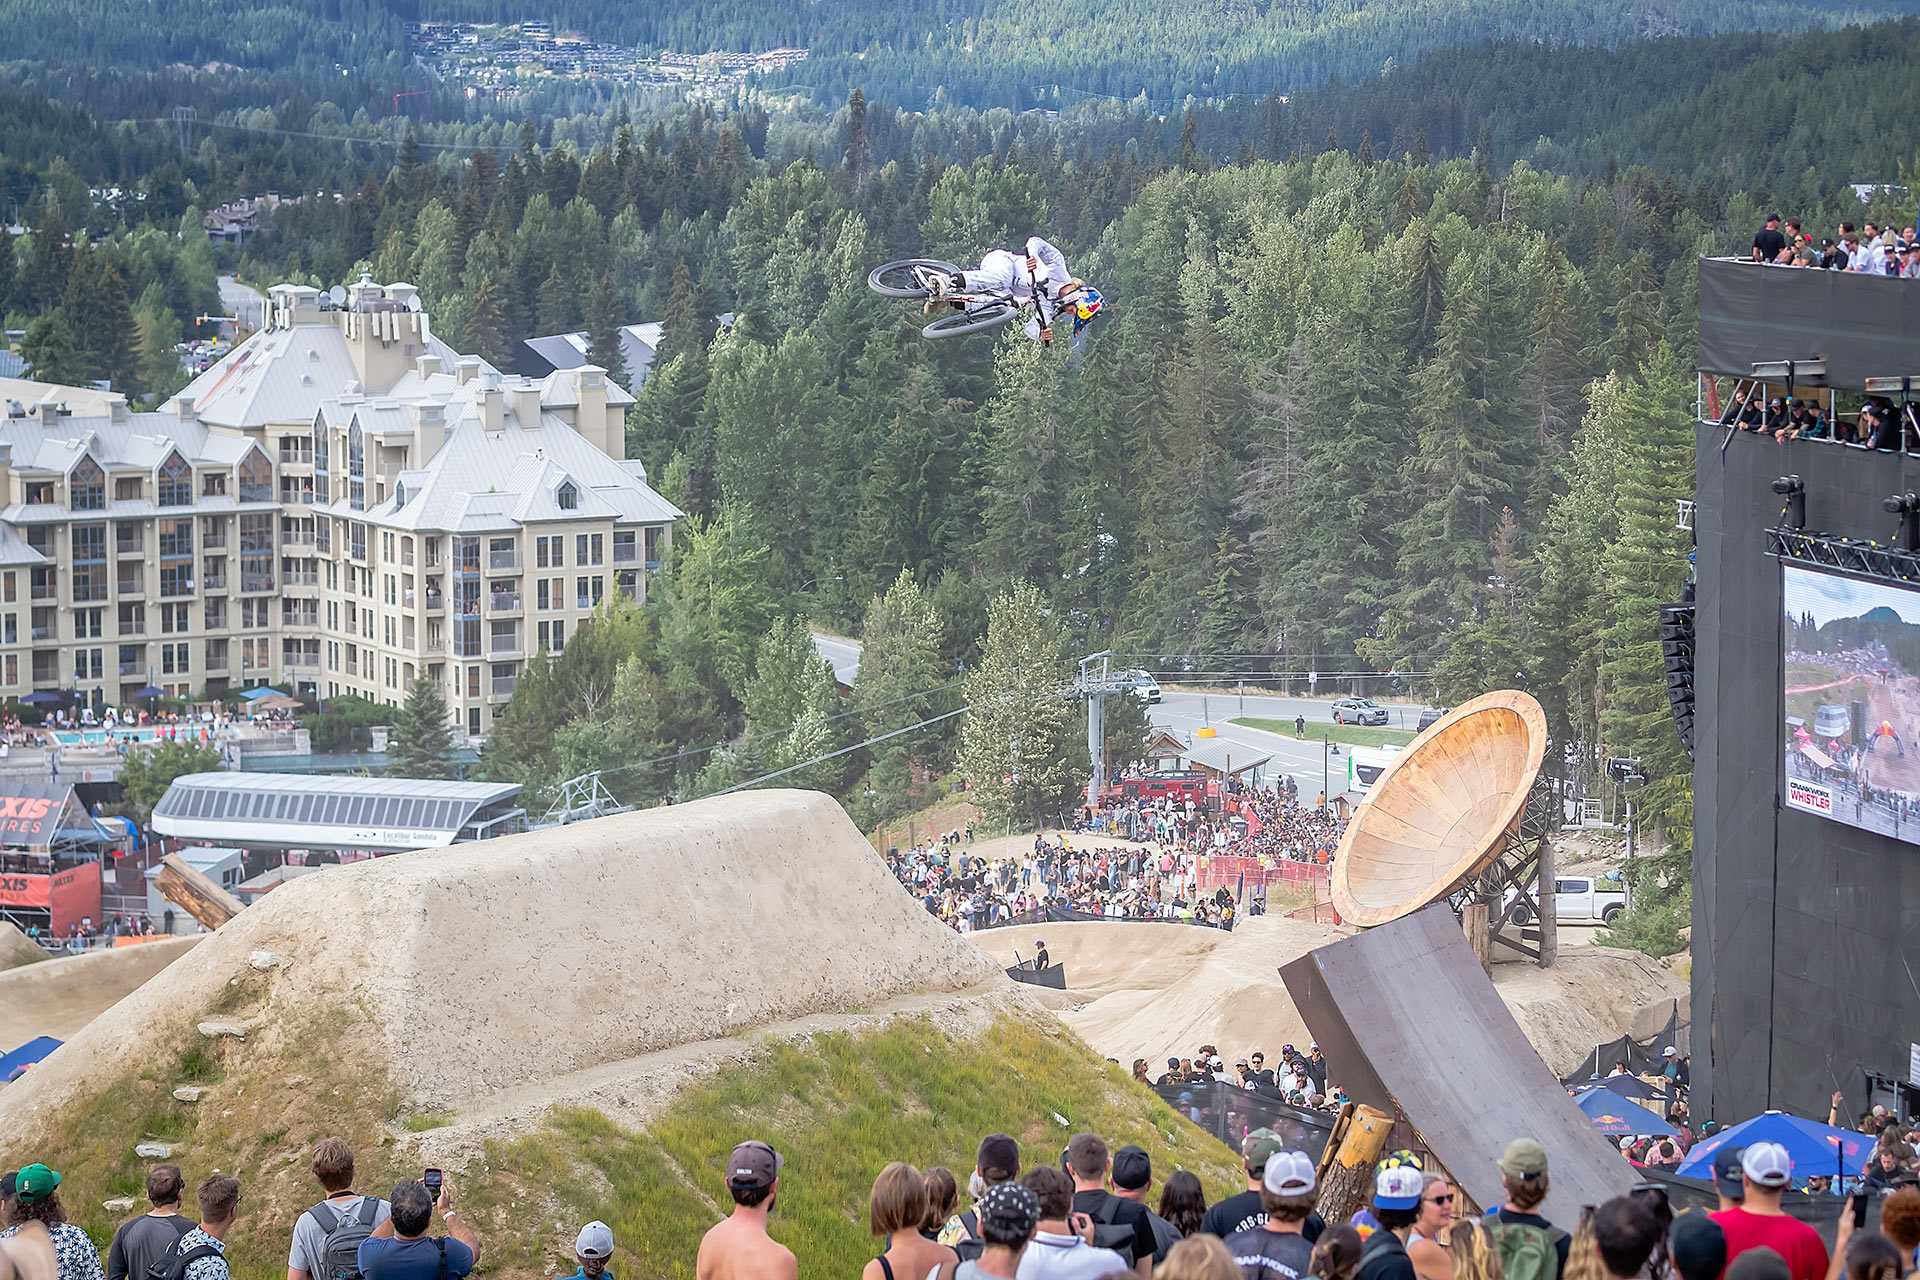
[1281,904,1633,1212]
[153,854,244,931]
[1329,690,1548,927]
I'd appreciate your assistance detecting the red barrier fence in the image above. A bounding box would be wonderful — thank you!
[1194,854,1330,897]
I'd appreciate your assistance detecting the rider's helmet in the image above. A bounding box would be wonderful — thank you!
[1072,285,1105,334]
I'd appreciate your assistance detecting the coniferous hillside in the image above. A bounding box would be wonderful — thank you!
[2,0,1917,105]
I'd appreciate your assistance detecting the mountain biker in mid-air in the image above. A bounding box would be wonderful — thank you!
[925,235,1101,343]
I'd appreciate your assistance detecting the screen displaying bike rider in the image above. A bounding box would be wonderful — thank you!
[928,236,1088,343]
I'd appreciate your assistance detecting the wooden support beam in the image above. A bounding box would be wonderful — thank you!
[154,854,244,931]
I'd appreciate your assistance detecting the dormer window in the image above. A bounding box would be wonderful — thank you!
[157,452,193,506]
[393,481,407,509]
[557,481,578,511]
[70,456,105,510]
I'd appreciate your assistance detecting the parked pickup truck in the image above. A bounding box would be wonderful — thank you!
[1506,871,1627,926]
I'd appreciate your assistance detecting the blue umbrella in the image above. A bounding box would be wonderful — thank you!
[1674,1109,1875,1183]
[0,1035,62,1082]
[133,685,168,699]
[1577,1074,1666,1101]
[18,691,59,704]
[1575,1087,1679,1136]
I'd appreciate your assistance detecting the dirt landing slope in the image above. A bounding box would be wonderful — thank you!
[0,790,1003,1143]
[972,919,1686,1079]
[0,938,199,1048]
[0,923,45,970]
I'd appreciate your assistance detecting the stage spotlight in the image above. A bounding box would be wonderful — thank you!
[1771,474,1806,529]
[1887,493,1920,551]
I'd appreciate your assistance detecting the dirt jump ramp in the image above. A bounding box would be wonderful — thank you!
[0,790,1002,1139]
[1281,903,1632,1211]
[0,937,200,1050]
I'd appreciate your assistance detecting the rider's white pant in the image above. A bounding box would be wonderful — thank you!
[961,249,1027,299]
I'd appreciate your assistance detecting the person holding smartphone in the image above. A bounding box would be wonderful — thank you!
[358,1177,480,1280]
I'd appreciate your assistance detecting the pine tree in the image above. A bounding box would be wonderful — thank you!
[842,88,869,190]
[20,314,84,385]
[135,301,185,405]
[537,260,576,335]
[854,570,949,820]
[92,261,139,396]
[466,274,510,370]
[955,581,1080,826]
[389,678,455,778]
[586,269,628,388]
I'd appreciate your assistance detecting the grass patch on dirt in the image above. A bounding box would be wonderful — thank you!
[474,1013,1246,1280]
[1234,718,1417,749]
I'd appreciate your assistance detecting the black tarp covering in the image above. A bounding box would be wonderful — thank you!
[1697,258,1920,389]
[1151,1080,1336,1161]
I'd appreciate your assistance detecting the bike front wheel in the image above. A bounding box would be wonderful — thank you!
[868,258,962,298]
[923,303,1019,339]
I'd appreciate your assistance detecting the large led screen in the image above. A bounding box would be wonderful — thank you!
[1783,564,1920,844]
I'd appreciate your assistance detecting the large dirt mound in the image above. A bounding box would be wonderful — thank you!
[0,937,199,1048]
[0,790,1001,1141]
[972,919,1686,1078]
[0,923,45,970]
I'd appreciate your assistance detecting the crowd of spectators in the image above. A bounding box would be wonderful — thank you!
[885,832,1249,931]
[1728,385,1914,450]
[1134,1043,1347,1115]
[1751,214,1920,278]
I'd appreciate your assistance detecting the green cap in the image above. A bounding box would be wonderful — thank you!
[16,1164,62,1203]
[1242,1128,1283,1173]
[1499,1138,1548,1179]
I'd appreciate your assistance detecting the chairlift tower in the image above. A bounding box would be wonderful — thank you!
[1076,650,1134,811]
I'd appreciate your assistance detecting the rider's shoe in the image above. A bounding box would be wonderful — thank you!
[923,273,952,314]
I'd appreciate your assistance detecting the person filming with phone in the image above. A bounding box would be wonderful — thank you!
[358,1174,481,1280]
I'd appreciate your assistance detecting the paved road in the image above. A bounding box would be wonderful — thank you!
[217,274,267,329]
[810,632,862,688]
[1149,691,1427,797]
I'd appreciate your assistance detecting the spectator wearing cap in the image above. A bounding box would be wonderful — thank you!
[1670,1212,1727,1280]
[1711,1147,1747,1213]
[0,1165,103,1280]
[106,1165,195,1280]
[864,1164,958,1280]
[1357,1165,1425,1280]
[1203,1130,1284,1238]
[360,1176,478,1280]
[564,1222,615,1280]
[1110,1147,1181,1264]
[1708,1142,1828,1280]
[942,1135,1023,1253]
[1065,1134,1156,1277]
[697,1141,795,1280]
[964,1184,1042,1280]
[1306,1047,1328,1097]
[1590,1198,1661,1280]
[1754,216,1788,264]
[1159,1060,1185,1088]
[1018,1167,1130,1280]
[1485,1140,1569,1280]
[1224,1151,1318,1280]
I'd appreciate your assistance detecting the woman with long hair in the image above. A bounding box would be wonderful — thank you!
[1447,1217,1506,1280]
[1563,1206,1605,1280]
[920,1169,959,1243]
[1159,1170,1208,1238]
[1159,1235,1243,1280]
[1409,1173,1456,1280]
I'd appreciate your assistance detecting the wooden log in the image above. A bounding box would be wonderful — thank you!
[1313,1102,1396,1227]
[154,854,244,931]
[1462,902,1492,975]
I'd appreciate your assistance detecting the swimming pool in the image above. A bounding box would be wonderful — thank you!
[51,725,215,747]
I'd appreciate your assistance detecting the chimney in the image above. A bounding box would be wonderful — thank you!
[512,383,542,429]
[416,354,442,379]
[412,401,446,459]
[103,394,130,424]
[574,367,612,456]
[36,398,58,426]
[479,385,504,434]
[174,396,196,421]
[454,357,480,386]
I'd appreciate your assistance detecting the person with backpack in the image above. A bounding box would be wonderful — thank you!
[1018,1168,1130,1280]
[161,1176,242,1280]
[289,1139,390,1280]
[358,1180,479,1280]
[1065,1134,1156,1277]
[1485,1140,1569,1280]
[1109,1148,1181,1265]
[942,1135,1024,1257]
[108,1165,196,1280]
[1224,1151,1319,1280]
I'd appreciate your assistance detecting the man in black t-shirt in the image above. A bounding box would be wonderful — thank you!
[1752,214,1788,263]
[1225,1151,1320,1280]
[1065,1133,1156,1276]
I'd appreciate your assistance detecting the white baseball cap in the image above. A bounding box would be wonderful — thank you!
[1374,1165,1424,1210]
[576,1221,615,1260]
[1263,1150,1318,1196]
[1662,1047,1678,1058]
[1740,1142,1793,1188]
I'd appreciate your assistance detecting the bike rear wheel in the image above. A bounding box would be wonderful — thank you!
[923,303,1019,339]
[868,258,962,298]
